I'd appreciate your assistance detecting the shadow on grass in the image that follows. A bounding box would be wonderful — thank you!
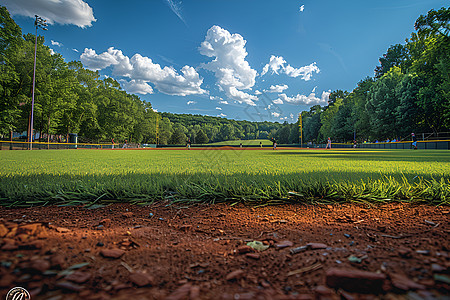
[265,150,450,163]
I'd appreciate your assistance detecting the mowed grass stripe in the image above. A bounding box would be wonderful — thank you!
[0,149,449,206]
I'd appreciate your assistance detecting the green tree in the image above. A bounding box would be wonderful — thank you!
[170,124,187,144]
[366,66,404,139]
[196,129,209,144]
[319,98,343,141]
[374,44,410,78]
[0,6,23,136]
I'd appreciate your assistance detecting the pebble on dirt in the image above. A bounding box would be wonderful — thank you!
[65,271,92,284]
[226,269,245,281]
[275,240,294,248]
[100,248,125,259]
[129,271,155,287]
[390,273,426,291]
[325,268,386,294]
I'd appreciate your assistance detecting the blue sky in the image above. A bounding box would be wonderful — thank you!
[3,0,448,123]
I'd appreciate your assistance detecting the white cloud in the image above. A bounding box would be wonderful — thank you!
[120,80,154,95]
[217,113,227,117]
[261,55,286,76]
[80,47,206,96]
[272,112,281,117]
[284,63,320,80]
[255,90,262,95]
[51,40,62,47]
[219,100,229,105]
[80,48,117,71]
[72,48,79,53]
[227,87,258,106]
[3,0,96,28]
[276,90,330,105]
[209,96,223,101]
[290,113,294,119]
[153,108,158,112]
[49,48,55,55]
[165,0,186,25]
[299,5,305,12]
[264,84,288,93]
[215,107,222,110]
[200,25,258,106]
[187,101,196,105]
[273,99,283,105]
[261,55,320,80]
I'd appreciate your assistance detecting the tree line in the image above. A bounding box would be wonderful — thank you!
[1,7,448,145]
[300,7,449,144]
[1,6,293,145]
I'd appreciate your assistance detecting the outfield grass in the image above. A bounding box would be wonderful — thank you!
[0,149,449,207]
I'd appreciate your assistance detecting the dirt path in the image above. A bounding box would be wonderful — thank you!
[0,203,449,299]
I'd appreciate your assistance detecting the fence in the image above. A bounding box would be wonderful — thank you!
[2,140,449,150]
[0,141,114,150]
[307,140,450,150]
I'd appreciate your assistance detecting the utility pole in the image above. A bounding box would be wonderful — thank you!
[29,15,48,150]
[155,115,159,145]
[299,112,303,148]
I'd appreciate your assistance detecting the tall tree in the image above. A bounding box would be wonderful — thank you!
[374,44,410,78]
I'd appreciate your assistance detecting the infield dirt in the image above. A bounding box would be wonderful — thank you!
[0,202,449,299]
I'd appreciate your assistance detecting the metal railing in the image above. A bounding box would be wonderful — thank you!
[307,140,450,150]
[0,141,115,150]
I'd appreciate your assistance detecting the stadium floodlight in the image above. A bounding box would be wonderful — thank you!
[29,15,48,150]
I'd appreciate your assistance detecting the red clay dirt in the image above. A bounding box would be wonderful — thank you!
[0,202,449,300]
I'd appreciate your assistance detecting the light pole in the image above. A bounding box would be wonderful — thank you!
[29,15,47,150]
[298,112,303,148]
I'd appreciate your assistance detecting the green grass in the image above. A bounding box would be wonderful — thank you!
[205,139,273,146]
[0,149,449,207]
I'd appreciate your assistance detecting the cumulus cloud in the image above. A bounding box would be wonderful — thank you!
[187,101,196,105]
[80,47,206,96]
[217,113,227,117]
[49,48,55,55]
[255,90,262,95]
[275,90,330,105]
[261,55,320,80]
[200,25,258,106]
[209,96,223,101]
[215,107,222,110]
[264,84,288,93]
[272,99,284,105]
[299,5,305,12]
[80,48,117,71]
[51,40,62,47]
[120,80,154,95]
[72,48,79,53]
[271,112,281,117]
[3,0,96,28]
[284,63,320,80]
[219,100,229,105]
[261,56,286,76]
